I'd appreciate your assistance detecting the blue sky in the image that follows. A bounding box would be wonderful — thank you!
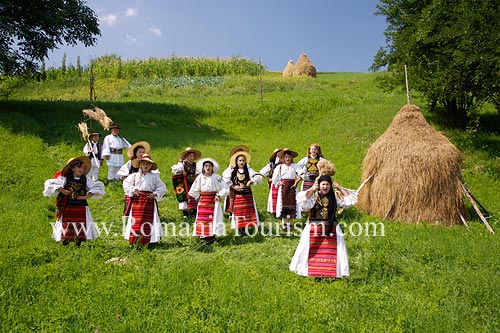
[47,0,388,73]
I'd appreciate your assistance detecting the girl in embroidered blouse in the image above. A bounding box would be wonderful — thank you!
[297,143,325,192]
[289,160,357,279]
[271,148,303,232]
[223,151,262,236]
[171,147,202,219]
[117,141,151,179]
[188,158,230,243]
[43,156,105,245]
[123,154,167,245]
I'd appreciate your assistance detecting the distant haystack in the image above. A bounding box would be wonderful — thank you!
[357,104,468,226]
[293,53,316,78]
[282,60,295,77]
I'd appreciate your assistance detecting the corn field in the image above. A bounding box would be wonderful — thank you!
[42,54,264,80]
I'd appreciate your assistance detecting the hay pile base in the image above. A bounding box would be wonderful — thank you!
[357,104,468,225]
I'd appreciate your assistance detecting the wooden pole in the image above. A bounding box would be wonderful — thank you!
[463,183,491,218]
[461,183,494,234]
[458,212,470,232]
[86,138,101,169]
[259,57,264,102]
[357,174,373,192]
[404,64,411,105]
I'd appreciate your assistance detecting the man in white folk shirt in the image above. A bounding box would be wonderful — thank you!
[102,123,131,183]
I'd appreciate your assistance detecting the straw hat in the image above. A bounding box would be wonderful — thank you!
[230,151,251,168]
[179,147,202,160]
[196,158,220,174]
[269,148,282,163]
[89,132,100,137]
[277,148,298,160]
[127,141,151,158]
[109,123,121,130]
[132,153,158,170]
[229,145,249,158]
[62,156,92,176]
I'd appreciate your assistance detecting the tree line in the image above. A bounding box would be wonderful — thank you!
[371,0,500,127]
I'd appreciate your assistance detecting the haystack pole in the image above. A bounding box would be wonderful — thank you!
[461,183,494,234]
[404,64,411,105]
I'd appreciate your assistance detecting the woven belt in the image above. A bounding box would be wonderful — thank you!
[110,148,123,154]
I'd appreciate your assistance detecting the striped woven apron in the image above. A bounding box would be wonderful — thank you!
[195,192,217,237]
[307,220,337,277]
[231,190,258,228]
[128,191,156,244]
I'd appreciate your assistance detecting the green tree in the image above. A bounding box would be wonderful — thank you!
[371,0,500,127]
[61,52,67,76]
[0,0,100,75]
[76,55,82,77]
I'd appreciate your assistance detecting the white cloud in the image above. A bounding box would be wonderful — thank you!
[125,8,138,17]
[100,8,138,27]
[150,26,162,37]
[125,34,138,44]
[101,14,118,26]
[125,34,145,46]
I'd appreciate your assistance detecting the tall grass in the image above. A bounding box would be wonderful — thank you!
[0,71,499,332]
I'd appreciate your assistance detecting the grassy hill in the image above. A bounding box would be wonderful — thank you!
[0,72,499,332]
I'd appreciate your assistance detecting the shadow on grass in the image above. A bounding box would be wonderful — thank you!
[0,100,236,148]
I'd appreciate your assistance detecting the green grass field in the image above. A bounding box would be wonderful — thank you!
[0,71,499,332]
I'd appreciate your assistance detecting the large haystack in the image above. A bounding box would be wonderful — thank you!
[293,53,316,78]
[357,104,468,225]
[282,60,295,77]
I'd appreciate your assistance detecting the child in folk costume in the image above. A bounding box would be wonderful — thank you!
[43,156,105,244]
[223,151,262,235]
[102,123,131,182]
[259,148,282,217]
[82,132,103,181]
[118,141,156,216]
[117,141,152,179]
[222,145,250,215]
[188,158,230,243]
[272,148,303,232]
[171,147,202,219]
[297,143,325,192]
[289,160,357,279]
[123,154,167,245]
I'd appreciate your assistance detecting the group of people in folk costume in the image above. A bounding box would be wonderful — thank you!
[44,129,358,279]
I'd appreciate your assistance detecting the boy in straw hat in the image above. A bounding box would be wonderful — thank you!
[123,154,167,245]
[101,123,131,182]
[289,159,357,279]
[223,151,262,236]
[171,147,202,219]
[259,148,282,217]
[188,158,230,243]
[271,148,304,232]
[43,156,105,244]
[83,132,103,181]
